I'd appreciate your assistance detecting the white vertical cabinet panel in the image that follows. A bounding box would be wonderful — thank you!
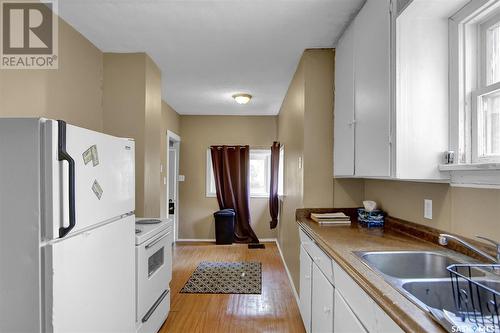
[395,1,453,180]
[332,259,378,332]
[374,303,404,333]
[353,0,392,177]
[334,22,356,177]
[300,246,313,333]
[334,290,368,333]
[311,264,334,333]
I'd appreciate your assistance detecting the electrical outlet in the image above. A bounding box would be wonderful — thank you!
[424,199,432,219]
[178,175,185,182]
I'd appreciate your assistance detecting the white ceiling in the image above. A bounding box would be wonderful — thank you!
[59,0,364,115]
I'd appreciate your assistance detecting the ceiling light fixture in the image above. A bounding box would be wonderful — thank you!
[232,93,252,105]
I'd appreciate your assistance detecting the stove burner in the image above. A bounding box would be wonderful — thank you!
[136,219,161,225]
[135,228,141,234]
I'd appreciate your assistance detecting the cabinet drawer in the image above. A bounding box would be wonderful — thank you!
[308,242,334,285]
[299,228,313,245]
[299,228,334,284]
[332,260,377,332]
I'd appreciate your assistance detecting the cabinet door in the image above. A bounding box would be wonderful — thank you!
[300,246,313,333]
[353,0,391,177]
[334,21,355,176]
[334,290,368,333]
[374,303,404,333]
[311,264,334,333]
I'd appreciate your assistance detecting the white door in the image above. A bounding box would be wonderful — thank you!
[47,215,135,333]
[311,264,334,333]
[334,290,368,333]
[334,21,356,177]
[43,120,135,240]
[353,0,391,177]
[300,245,313,333]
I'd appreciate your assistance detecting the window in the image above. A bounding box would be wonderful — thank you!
[451,2,500,164]
[206,147,284,197]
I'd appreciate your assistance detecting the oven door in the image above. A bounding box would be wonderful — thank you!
[136,226,172,321]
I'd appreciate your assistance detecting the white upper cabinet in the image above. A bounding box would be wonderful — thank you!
[334,0,391,178]
[353,0,392,177]
[333,0,462,181]
[334,22,355,177]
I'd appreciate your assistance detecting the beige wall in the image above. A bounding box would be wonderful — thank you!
[277,53,305,292]
[277,49,336,291]
[144,56,162,217]
[178,115,278,240]
[160,102,181,217]
[303,50,335,207]
[364,180,500,241]
[102,53,162,217]
[0,19,103,131]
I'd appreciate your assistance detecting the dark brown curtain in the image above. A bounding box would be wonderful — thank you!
[210,145,259,243]
[269,141,281,229]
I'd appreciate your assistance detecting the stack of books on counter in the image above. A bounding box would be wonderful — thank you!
[310,212,351,225]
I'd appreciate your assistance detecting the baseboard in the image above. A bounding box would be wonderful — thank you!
[274,239,300,307]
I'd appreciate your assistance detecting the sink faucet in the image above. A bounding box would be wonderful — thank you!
[438,234,500,263]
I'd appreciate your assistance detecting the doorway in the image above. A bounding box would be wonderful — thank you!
[166,130,181,241]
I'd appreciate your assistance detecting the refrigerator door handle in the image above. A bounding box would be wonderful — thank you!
[57,120,76,238]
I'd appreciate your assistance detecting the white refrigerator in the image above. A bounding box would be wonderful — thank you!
[0,118,136,332]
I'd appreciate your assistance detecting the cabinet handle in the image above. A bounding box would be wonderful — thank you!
[323,307,331,313]
[348,120,357,127]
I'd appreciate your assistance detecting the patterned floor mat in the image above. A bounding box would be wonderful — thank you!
[180,261,262,294]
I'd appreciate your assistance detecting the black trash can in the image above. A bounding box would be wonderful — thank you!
[214,209,235,245]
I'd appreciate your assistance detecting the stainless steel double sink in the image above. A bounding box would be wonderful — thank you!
[355,251,499,312]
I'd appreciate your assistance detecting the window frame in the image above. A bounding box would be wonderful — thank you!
[450,0,500,165]
[206,148,282,198]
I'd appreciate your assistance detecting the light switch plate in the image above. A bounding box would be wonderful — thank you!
[424,199,432,219]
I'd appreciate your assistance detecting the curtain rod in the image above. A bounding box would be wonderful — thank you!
[210,145,271,150]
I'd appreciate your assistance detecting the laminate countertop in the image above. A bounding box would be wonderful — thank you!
[295,208,495,333]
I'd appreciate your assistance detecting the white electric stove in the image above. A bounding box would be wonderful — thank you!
[135,217,173,333]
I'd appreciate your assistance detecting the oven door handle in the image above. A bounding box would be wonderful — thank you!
[142,289,169,323]
[145,231,170,249]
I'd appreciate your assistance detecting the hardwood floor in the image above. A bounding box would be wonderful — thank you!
[160,242,305,333]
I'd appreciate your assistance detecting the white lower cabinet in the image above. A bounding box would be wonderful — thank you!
[312,264,334,333]
[299,227,403,333]
[334,290,367,333]
[300,246,313,333]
